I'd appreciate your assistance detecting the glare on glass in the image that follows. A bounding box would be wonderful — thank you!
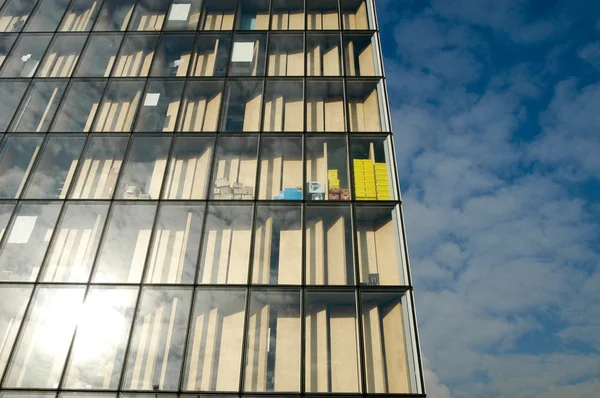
[93,80,144,132]
[70,135,129,199]
[263,80,303,131]
[252,204,302,285]
[183,288,246,391]
[305,205,355,285]
[145,203,205,284]
[0,82,29,131]
[93,202,157,283]
[162,136,214,199]
[10,80,68,132]
[267,33,304,76]
[0,135,44,199]
[75,33,123,77]
[40,202,110,282]
[0,285,32,377]
[63,287,138,389]
[150,34,194,77]
[243,289,301,392]
[51,80,107,132]
[210,135,259,199]
[258,136,303,199]
[135,80,184,132]
[25,0,71,32]
[3,286,85,388]
[305,135,351,200]
[59,0,103,32]
[129,0,170,31]
[112,34,159,77]
[123,287,192,391]
[116,135,171,199]
[0,202,62,282]
[178,80,223,131]
[198,203,253,284]
[0,34,52,77]
[0,0,37,32]
[94,0,136,31]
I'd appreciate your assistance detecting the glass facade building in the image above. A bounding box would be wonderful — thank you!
[0,0,425,397]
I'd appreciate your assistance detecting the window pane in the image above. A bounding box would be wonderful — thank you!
[258,136,303,200]
[263,80,303,132]
[305,290,360,392]
[123,287,192,391]
[51,80,107,132]
[0,81,29,131]
[210,135,258,200]
[112,34,158,77]
[70,135,128,199]
[307,0,339,30]
[63,287,137,389]
[178,80,223,132]
[361,292,416,393]
[305,205,354,285]
[191,33,230,77]
[267,33,303,76]
[235,0,269,30]
[150,34,194,77]
[0,393,56,398]
[0,0,37,32]
[0,135,44,199]
[198,203,253,284]
[0,34,17,68]
[271,0,304,30]
[3,286,85,388]
[75,33,122,77]
[164,0,202,30]
[341,0,372,30]
[146,203,205,284]
[306,33,342,76]
[0,285,32,376]
[59,0,103,32]
[183,288,246,391]
[40,202,109,282]
[351,136,396,200]
[60,393,117,398]
[0,202,62,282]
[243,289,301,392]
[163,136,214,199]
[116,135,171,199]
[305,136,351,201]
[37,34,86,78]
[93,80,144,132]
[252,204,302,285]
[306,80,345,132]
[93,202,157,283]
[135,81,184,132]
[94,0,136,31]
[23,135,85,199]
[229,33,266,76]
[0,202,16,240]
[200,0,236,30]
[221,80,263,132]
[356,205,405,286]
[1,34,52,77]
[129,0,170,31]
[347,80,385,132]
[25,0,70,32]
[344,33,380,76]
[10,80,67,132]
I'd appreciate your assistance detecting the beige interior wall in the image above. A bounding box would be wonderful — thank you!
[243,93,263,131]
[306,215,347,285]
[349,88,381,131]
[342,1,369,29]
[0,15,27,32]
[194,39,220,76]
[330,308,360,391]
[272,10,304,30]
[382,300,410,392]
[252,219,272,284]
[39,52,79,77]
[146,212,192,283]
[200,224,251,284]
[113,50,154,77]
[307,11,339,30]
[181,92,221,131]
[164,148,211,199]
[94,91,141,132]
[308,42,342,76]
[307,97,344,132]
[72,157,122,199]
[244,304,269,390]
[374,218,401,285]
[133,13,165,31]
[203,12,235,30]
[305,304,328,391]
[263,95,303,132]
[61,1,100,31]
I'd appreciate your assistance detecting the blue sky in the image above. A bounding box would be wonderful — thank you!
[377,0,600,396]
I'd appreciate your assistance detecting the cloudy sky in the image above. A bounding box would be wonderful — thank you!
[377,0,600,396]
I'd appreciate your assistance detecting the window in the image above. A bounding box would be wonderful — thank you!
[0,34,17,68]
[94,0,136,31]
[0,0,37,32]
[0,82,29,131]
[305,290,361,392]
[145,203,205,284]
[210,135,258,199]
[305,136,351,200]
[0,34,52,77]
[23,135,86,199]
[178,80,223,131]
[235,0,269,30]
[70,135,129,199]
[350,136,396,200]
[164,0,203,30]
[229,33,266,76]
[347,79,386,132]
[93,80,144,132]
[263,80,303,131]
[25,0,71,32]
[307,0,339,30]
[306,33,342,76]
[306,80,345,132]
[59,0,103,32]
[128,0,170,31]
[163,135,214,199]
[37,34,87,77]
[0,135,44,198]
[123,287,192,390]
[267,33,303,76]
[221,80,263,132]
[0,285,32,376]
[305,204,354,285]
[116,135,171,199]
[40,202,109,282]
[198,203,253,284]
[191,33,231,76]
[150,34,195,77]
[343,32,380,76]
[10,80,68,132]
[51,80,107,132]
[252,204,302,285]
[93,202,157,283]
[183,288,246,391]
[200,0,236,30]
[341,0,372,30]
[3,287,85,388]
[112,34,158,77]
[243,289,301,392]
[75,33,123,77]
[0,202,62,282]
[135,80,184,132]
[0,202,16,240]
[258,136,303,199]
[271,0,304,30]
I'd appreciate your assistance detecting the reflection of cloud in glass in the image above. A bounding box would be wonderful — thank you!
[0,135,44,198]
[0,285,32,376]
